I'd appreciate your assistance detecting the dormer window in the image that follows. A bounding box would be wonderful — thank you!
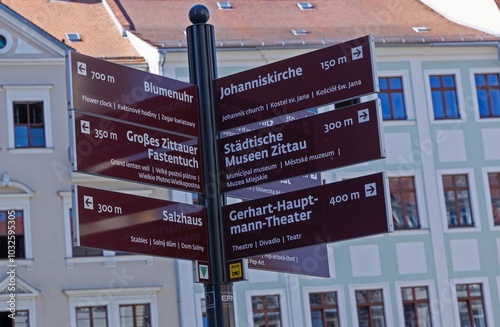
[291,29,310,36]
[217,2,233,10]
[65,33,82,42]
[297,2,314,10]
[412,26,430,33]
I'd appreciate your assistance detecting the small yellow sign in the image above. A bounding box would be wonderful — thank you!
[229,262,242,279]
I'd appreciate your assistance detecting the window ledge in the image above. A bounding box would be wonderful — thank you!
[382,119,416,126]
[430,119,465,124]
[476,117,500,123]
[0,259,34,270]
[445,226,480,233]
[389,229,429,236]
[66,255,154,269]
[8,148,54,154]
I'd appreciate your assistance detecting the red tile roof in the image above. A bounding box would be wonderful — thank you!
[114,0,500,48]
[2,0,499,61]
[2,0,144,64]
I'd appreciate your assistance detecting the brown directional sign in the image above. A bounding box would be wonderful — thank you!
[73,185,208,261]
[223,172,392,260]
[219,100,384,192]
[71,111,204,193]
[68,51,200,137]
[215,35,377,131]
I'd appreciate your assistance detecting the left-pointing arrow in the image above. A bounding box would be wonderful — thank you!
[81,122,89,132]
[78,64,86,74]
[83,195,94,209]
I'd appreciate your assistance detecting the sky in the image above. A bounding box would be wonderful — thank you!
[421,0,500,36]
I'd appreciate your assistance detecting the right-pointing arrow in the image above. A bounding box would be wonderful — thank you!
[365,183,377,197]
[358,109,370,123]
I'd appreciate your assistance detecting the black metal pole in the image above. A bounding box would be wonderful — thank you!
[186,5,235,327]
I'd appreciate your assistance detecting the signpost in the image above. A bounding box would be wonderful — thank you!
[219,100,384,192]
[73,185,209,261]
[223,172,392,260]
[70,111,204,193]
[215,35,377,131]
[68,52,200,137]
[68,5,389,326]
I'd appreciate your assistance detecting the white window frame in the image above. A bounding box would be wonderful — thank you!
[0,181,34,268]
[245,288,289,327]
[436,169,481,233]
[349,282,393,327]
[0,28,14,54]
[65,286,160,327]
[386,171,429,233]
[194,292,206,327]
[481,166,500,231]
[59,190,154,268]
[394,280,438,327]
[378,70,416,124]
[303,285,346,327]
[424,69,467,124]
[3,85,54,153]
[468,67,500,122]
[0,276,39,325]
[449,277,494,327]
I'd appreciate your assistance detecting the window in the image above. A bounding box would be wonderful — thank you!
[430,75,460,119]
[119,304,151,327]
[201,299,207,327]
[216,1,232,10]
[0,210,25,259]
[456,283,487,327]
[442,174,473,227]
[70,209,103,257]
[309,292,340,327]
[401,286,432,327]
[488,173,500,226]
[13,101,45,148]
[379,77,406,120]
[0,28,13,54]
[0,310,29,326]
[475,73,500,118]
[76,306,108,327]
[4,85,53,152]
[356,289,386,327]
[252,295,282,327]
[65,287,159,327]
[0,182,33,266]
[389,177,419,229]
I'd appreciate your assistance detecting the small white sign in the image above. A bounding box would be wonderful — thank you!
[77,61,87,76]
[80,120,90,134]
[351,46,363,60]
[364,183,377,197]
[83,196,94,210]
[199,264,209,280]
[358,109,370,123]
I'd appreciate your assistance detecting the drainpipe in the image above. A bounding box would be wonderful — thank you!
[158,49,167,76]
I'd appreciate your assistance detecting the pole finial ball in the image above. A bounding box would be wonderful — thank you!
[189,4,210,24]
